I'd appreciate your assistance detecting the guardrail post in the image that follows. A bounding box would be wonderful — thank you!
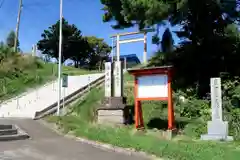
[88,76,91,92]
[36,89,39,99]
[63,87,65,110]
[16,97,19,109]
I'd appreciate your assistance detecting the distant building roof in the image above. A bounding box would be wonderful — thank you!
[108,54,140,63]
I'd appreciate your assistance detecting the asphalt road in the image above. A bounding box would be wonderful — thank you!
[0,119,150,160]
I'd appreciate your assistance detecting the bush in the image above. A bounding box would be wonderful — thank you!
[224,109,240,140]
[178,98,210,119]
[0,44,16,62]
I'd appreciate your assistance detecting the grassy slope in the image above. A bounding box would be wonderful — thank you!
[0,55,98,101]
[47,73,240,160]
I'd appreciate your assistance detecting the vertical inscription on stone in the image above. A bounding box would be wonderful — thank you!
[114,61,123,97]
[210,78,222,121]
[105,62,112,97]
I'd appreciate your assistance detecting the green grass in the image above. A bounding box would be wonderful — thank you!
[0,55,99,101]
[47,73,240,160]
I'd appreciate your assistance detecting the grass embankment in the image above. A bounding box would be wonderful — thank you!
[47,74,240,160]
[0,55,99,101]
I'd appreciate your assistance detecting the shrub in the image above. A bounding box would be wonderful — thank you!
[178,98,210,119]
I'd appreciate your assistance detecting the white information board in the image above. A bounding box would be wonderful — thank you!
[137,75,168,98]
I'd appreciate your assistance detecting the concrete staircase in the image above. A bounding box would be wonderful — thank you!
[0,124,29,141]
[0,73,104,119]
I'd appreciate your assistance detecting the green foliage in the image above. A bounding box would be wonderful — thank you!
[0,45,96,101]
[37,18,85,63]
[6,30,19,49]
[0,44,16,62]
[84,36,111,70]
[47,75,240,160]
[101,0,171,29]
[70,87,104,122]
[101,0,240,98]
[0,54,52,100]
[37,18,111,69]
[178,98,210,119]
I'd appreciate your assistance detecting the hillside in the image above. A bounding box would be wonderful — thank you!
[0,54,96,101]
[47,73,240,160]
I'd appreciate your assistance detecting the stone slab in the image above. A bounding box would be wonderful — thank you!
[201,134,233,141]
[98,115,125,124]
[210,78,223,121]
[98,110,125,116]
[207,121,228,135]
[113,61,123,97]
[201,120,233,141]
[105,62,112,97]
[97,109,127,124]
[100,97,127,110]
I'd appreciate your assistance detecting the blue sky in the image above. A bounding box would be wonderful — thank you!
[0,0,180,62]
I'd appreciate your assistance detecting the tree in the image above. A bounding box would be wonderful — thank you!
[161,28,174,53]
[0,41,4,47]
[100,0,240,97]
[69,37,91,68]
[85,36,111,70]
[37,18,86,63]
[101,0,239,30]
[6,31,20,50]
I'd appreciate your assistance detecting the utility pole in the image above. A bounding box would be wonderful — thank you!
[57,0,63,116]
[14,0,23,52]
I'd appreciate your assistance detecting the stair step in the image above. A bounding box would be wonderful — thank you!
[0,124,13,130]
[0,133,29,141]
[0,128,18,136]
[0,124,30,141]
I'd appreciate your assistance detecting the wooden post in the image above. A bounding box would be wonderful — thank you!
[167,72,175,130]
[134,77,139,128]
[138,101,144,128]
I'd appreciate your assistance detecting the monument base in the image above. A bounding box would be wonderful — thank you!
[201,134,233,141]
[201,120,233,141]
[97,97,129,125]
[162,129,178,140]
[101,97,127,109]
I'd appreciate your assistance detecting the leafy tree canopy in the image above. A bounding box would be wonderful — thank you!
[85,36,111,70]
[101,0,239,30]
[37,18,86,63]
[100,0,240,97]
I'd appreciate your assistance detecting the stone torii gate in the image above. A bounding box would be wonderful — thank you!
[97,29,154,125]
[110,28,155,64]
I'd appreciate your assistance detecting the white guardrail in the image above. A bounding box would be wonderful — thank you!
[34,74,105,119]
[0,73,105,119]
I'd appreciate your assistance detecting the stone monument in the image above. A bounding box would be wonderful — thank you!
[201,77,233,141]
[97,30,154,125]
[97,61,128,125]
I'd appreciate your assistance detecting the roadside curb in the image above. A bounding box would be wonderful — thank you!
[38,120,162,160]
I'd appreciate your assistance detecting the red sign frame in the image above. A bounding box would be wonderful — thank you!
[128,66,175,130]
